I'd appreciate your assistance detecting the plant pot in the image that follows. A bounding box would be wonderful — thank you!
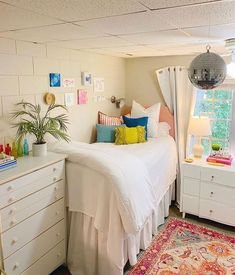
[32,142,47,157]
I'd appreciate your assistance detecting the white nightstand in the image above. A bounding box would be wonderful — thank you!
[0,152,67,275]
[181,159,235,226]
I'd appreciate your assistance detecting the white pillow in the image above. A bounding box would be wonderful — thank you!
[156,122,171,137]
[131,100,161,138]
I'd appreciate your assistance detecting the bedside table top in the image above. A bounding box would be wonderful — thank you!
[182,157,235,172]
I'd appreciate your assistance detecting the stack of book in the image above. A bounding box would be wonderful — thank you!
[206,154,233,166]
[0,155,17,171]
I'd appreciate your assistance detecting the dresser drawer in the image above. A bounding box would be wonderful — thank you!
[199,199,235,226]
[183,177,200,196]
[182,195,199,215]
[21,240,66,275]
[200,181,235,207]
[183,164,200,179]
[2,198,64,259]
[0,161,64,209]
[0,180,64,233]
[201,167,235,187]
[4,220,65,275]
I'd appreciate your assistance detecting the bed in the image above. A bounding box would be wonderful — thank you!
[49,105,177,275]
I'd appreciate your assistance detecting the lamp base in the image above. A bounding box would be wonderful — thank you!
[192,143,204,158]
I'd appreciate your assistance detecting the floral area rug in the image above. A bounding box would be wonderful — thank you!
[128,218,235,275]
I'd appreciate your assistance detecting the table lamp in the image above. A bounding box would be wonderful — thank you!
[188,116,212,158]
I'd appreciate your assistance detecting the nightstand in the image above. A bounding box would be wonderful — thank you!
[180,159,235,226]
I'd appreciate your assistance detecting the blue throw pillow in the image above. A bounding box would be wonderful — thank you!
[123,116,148,139]
[96,124,125,143]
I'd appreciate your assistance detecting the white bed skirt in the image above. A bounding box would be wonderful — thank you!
[67,183,174,275]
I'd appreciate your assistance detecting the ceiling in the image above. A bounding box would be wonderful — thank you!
[0,0,235,58]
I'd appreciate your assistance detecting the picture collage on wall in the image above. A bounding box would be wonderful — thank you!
[47,71,105,106]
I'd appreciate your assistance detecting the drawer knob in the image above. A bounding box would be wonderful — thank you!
[53,177,57,182]
[56,232,61,237]
[210,191,214,196]
[12,237,18,244]
[10,218,17,225]
[54,186,58,191]
[53,167,57,172]
[209,209,213,214]
[8,196,16,203]
[7,185,14,191]
[9,207,17,214]
[211,176,214,181]
[14,262,20,269]
[56,211,60,215]
[57,252,62,258]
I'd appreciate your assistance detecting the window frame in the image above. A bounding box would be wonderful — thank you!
[193,84,235,155]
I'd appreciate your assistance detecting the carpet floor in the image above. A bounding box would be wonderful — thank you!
[51,205,235,275]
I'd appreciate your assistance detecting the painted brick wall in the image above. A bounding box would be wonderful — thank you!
[0,38,125,143]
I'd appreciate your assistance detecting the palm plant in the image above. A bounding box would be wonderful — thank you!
[12,101,70,144]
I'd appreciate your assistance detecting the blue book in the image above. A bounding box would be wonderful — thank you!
[0,160,17,171]
[0,159,16,167]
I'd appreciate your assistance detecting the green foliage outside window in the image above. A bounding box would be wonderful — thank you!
[194,88,233,155]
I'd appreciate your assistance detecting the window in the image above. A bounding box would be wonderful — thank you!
[193,87,234,155]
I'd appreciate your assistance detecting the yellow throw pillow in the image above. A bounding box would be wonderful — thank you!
[115,126,146,145]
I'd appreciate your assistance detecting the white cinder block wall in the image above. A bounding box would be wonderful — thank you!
[0,38,125,143]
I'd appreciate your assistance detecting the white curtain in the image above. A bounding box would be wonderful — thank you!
[156,66,196,204]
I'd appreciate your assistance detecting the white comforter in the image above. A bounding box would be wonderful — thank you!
[49,137,177,235]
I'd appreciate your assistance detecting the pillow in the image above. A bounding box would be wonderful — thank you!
[115,126,146,145]
[131,100,161,138]
[122,116,148,139]
[156,122,171,137]
[98,111,123,126]
[96,124,125,143]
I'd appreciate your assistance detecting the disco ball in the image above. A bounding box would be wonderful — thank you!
[188,46,227,90]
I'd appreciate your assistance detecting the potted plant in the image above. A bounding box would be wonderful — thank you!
[12,101,70,157]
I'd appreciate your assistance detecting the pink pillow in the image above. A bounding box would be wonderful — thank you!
[98,111,123,126]
[159,105,175,139]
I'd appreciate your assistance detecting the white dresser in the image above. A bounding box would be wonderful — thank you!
[0,152,67,275]
[181,160,235,227]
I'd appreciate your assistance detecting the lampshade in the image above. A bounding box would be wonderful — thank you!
[188,46,227,89]
[188,116,212,136]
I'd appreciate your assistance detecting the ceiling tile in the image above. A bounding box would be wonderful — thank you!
[86,46,165,58]
[159,1,235,29]
[149,41,225,55]
[184,23,235,40]
[0,23,104,43]
[76,11,175,35]
[119,30,197,45]
[2,0,147,21]
[0,2,61,32]
[139,0,222,10]
[48,36,134,50]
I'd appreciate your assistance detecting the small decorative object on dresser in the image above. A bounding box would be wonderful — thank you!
[11,102,70,157]
[0,152,67,275]
[181,159,235,226]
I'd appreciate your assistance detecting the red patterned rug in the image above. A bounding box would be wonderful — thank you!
[128,218,235,275]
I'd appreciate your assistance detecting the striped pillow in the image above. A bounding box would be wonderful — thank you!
[98,111,123,126]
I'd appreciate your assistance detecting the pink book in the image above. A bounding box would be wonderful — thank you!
[207,156,233,166]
